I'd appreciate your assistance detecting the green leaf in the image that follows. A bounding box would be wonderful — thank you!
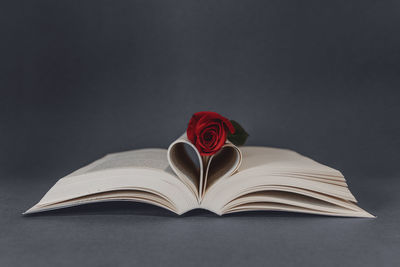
[227,120,249,146]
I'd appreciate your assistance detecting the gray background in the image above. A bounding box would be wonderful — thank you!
[1,0,399,266]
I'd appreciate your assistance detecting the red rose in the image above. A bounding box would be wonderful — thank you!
[187,111,235,156]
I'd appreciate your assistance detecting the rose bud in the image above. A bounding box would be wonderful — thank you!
[187,111,235,156]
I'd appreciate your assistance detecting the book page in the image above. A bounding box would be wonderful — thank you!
[167,133,242,200]
[67,148,175,177]
[221,190,372,217]
[168,134,203,198]
[26,148,198,215]
[237,147,343,177]
[202,146,373,217]
[203,143,242,196]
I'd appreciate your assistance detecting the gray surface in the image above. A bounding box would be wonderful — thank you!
[1,173,399,267]
[1,0,400,266]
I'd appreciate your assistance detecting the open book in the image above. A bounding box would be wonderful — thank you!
[25,134,374,217]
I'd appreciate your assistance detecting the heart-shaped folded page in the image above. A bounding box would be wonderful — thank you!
[167,133,242,201]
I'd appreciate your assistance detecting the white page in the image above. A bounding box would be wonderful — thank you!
[67,148,174,177]
[167,133,242,200]
[25,149,197,214]
[202,146,371,217]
